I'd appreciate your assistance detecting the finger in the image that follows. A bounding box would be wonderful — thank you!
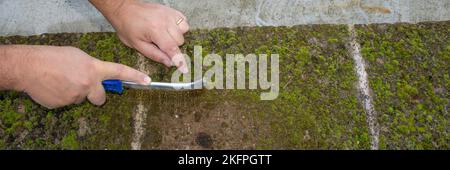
[74,94,86,104]
[171,53,189,74]
[168,25,185,46]
[152,29,182,58]
[152,31,188,73]
[178,20,189,34]
[87,83,106,106]
[95,60,151,85]
[175,11,189,33]
[175,10,187,21]
[134,41,173,67]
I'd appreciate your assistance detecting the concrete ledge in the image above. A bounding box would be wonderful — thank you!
[1,0,449,36]
[0,21,448,149]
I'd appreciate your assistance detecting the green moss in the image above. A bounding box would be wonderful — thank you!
[0,93,136,149]
[79,33,137,67]
[0,26,368,149]
[61,130,78,149]
[356,21,449,149]
[1,22,446,149]
[150,25,369,149]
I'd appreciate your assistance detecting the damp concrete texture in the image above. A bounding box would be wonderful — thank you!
[1,0,450,36]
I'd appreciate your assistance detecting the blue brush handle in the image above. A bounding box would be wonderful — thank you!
[102,79,124,94]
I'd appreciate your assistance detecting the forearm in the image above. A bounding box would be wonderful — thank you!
[0,45,26,91]
[89,0,134,24]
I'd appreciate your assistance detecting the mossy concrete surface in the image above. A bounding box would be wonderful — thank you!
[356,22,449,149]
[0,21,448,149]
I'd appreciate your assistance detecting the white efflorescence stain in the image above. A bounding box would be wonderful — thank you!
[131,102,147,150]
[348,24,380,150]
[131,54,149,150]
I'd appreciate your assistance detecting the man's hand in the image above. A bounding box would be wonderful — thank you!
[0,45,151,109]
[90,0,190,73]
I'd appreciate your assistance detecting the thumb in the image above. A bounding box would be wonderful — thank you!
[87,82,106,106]
[95,60,151,85]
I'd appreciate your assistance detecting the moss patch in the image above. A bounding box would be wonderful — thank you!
[356,22,449,149]
[7,22,448,149]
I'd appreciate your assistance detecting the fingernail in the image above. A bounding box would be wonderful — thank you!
[171,53,189,73]
[143,76,151,85]
[179,65,189,74]
[171,53,184,67]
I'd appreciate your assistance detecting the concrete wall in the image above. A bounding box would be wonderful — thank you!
[1,0,449,36]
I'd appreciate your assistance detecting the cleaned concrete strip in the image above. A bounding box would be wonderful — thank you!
[131,102,147,150]
[1,0,449,36]
[130,54,151,150]
[347,24,379,150]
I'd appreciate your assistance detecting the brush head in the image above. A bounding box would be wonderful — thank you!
[122,79,205,90]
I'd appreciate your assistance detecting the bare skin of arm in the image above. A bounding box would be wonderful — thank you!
[0,0,185,109]
[89,0,190,73]
[0,45,151,109]
[0,46,20,91]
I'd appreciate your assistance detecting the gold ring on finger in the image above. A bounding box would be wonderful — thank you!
[176,18,184,25]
